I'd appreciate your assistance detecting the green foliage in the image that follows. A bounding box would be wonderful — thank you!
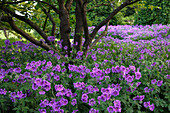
[134,0,170,25]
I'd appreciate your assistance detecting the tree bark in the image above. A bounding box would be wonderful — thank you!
[81,2,90,53]
[58,0,71,56]
[74,0,84,51]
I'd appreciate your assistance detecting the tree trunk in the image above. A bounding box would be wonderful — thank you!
[58,0,71,56]
[74,0,84,51]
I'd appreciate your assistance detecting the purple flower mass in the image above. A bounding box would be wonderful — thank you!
[0,24,169,113]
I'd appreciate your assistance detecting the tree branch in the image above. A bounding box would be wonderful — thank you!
[1,16,51,51]
[3,27,9,39]
[43,8,51,31]
[42,7,56,36]
[88,20,110,51]
[81,2,90,52]
[2,7,51,45]
[65,0,73,12]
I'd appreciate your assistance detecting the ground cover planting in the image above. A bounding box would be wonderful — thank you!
[0,24,170,113]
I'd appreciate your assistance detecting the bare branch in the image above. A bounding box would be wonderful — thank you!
[88,20,110,51]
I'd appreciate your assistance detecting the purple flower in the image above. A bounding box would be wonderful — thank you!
[135,71,141,80]
[31,66,37,72]
[144,87,150,93]
[111,90,119,97]
[48,36,55,42]
[114,100,121,107]
[89,108,99,113]
[149,103,155,111]
[43,82,51,91]
[54,74,60,81]
[58,109,64,113]
[49,99,56,107]
[113,107,121,112]
[167,75,170,79]
[143,101,150,108]
[39,109,46,113]
[9,62,14,66]
[10,92,16,98]
[129,65,136,71]
[88,98,96,106]
[133,95,145,101]
[126,76,134,82]
[32,83,38,90]
[39,91,45,95]
[41,66,47,71]
[151,79,157,84]
[136,82,141,87]
[64,46,68,50]
[81,94,88,103]
[71,99,77,106]
[0,73,5,79]
[39,102,46,108]
[88,85,94,94]
[52,105,60,112]
[46,61,52,67]
[105,68,111,74]
[5,39,10,45]
[115,65,121,73]
[107,106,114,113]
[55,84,64,91]
[60,98,68,106]
[14,67,21,73]
[35,78,42,86]
[72,110,79,113]
[157,80,163,87]
[24,72,30,78]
